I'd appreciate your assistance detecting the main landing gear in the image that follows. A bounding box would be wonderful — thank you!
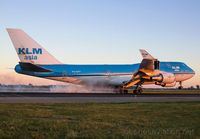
[119,85,143,94]
[133,85,143,94]
[178,82,183,90]
[119,87,128,94]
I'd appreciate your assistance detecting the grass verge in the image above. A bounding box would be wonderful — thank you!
[142,89,200,94]
[0,102,199,138]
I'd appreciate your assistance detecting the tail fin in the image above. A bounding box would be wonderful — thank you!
[7,28,62,65]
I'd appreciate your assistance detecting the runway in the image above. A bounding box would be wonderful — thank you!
[0,92,200,103]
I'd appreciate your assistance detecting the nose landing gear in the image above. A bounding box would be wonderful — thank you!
[178,82,183,90]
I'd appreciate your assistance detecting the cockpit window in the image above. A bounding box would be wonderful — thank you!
[182,63,187,67]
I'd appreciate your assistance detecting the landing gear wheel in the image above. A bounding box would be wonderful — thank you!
[133,84,143,94]
[119,87,128,94]
[133,88,143,94]
[178,86,183,90]
[120,88,124,94]
[138,88,143,94]
[178,82,183,90]
[124,89,128,94]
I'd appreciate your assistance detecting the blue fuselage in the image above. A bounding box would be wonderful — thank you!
[15,62,195,85]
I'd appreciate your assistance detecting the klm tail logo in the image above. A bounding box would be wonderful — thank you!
[18,48,42,54]
[18,48,42,60]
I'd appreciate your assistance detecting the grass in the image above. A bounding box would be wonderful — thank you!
[137,89,200,94]
[0,102,199,138]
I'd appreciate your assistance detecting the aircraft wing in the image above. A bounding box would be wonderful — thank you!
[123,49,159,88]
[19,62,52,72]
[123,72,142,88]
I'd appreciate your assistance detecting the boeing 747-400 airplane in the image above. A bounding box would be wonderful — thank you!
[7,29,195,94]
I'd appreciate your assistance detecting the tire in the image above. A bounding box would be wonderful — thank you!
[139,88,143,94]
[133,89,143,94]
[119,88,128,94]
[178,86,183,90]
[120,88,124,94]
[133,90,138,94]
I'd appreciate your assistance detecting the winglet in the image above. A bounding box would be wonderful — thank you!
[139,49,155,60]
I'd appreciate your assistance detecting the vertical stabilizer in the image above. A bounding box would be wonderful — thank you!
[7,28,62,65]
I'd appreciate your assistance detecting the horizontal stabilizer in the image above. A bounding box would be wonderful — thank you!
[139,49,155,60]
[19,62,52,72]
[138,49,159,75]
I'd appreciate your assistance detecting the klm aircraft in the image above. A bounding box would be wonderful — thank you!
[7,29,195,94]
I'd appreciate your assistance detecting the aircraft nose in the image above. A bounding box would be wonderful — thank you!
[187,66,195,79]
[190,68,195,76]
[186,64,195,74]
[190,73,195,78]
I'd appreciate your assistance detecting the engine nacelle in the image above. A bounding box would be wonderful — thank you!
[151,72,176,84]
[155,82,176,87]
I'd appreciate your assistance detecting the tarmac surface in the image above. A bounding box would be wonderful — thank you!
[0,92,200,103]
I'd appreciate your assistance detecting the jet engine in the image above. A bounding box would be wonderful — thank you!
[151,72,176,84]
[155,81,176,87]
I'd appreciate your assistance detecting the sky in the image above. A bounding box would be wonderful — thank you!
[0,0,199,87]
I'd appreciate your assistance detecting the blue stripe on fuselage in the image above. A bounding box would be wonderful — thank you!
[15,62,195,77]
